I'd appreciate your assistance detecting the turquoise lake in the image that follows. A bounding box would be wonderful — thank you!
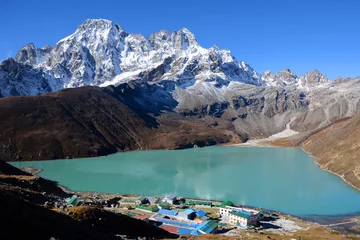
[11,146,360,216]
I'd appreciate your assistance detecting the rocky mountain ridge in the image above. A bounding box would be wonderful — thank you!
[1,18,333,99]
[260,68,329,89]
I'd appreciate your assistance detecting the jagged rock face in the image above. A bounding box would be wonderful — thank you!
[278,68,298,84]
[261,68,298,87]
[0,59,52,96]
[298,69,329,89]
[2,19,260,98]
[15,43,52,67]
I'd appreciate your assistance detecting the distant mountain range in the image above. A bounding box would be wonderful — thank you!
[0,18,333,98]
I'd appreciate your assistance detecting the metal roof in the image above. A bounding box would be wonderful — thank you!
[160,225,178,234]
[184,209,196,215]
[136,205,159,212]
[196,210,207,217]
[158,209,178,216]
[196,220,218,234]
[163,194,176,199]
[229,210,251,219]
[66,198,84,205]
[177,228,192,235]
[221,200,234,206]
[137,196,147,201]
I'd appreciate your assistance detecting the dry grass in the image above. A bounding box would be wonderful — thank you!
[263,138,295,147]
[0,174,36,181]
[302,112,360,190]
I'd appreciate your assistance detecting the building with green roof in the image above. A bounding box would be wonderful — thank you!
[136,205,159,212]
[66,198,85,206]
[220,200,233,207]
[158,201,171,210]
[228,210,257,228]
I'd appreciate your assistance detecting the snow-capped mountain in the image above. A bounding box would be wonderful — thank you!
[2,19,260,97]
[261,68,298,87]
[261,68,328,89]
[298,69,329,89]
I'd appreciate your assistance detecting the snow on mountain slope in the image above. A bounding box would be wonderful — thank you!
[3,19,260,98]
[261,68,298,87]
[298,69,329,89]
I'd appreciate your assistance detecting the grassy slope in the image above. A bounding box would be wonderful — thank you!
[301,112,360,190]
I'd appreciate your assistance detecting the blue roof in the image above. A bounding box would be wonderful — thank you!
[233,209,252,216]
[184,209,196,215]
[191,230,200,236]
[196,210,206,217]
[196,221,209,230]
[158,209,178,216]
[177,228,192,235]
[195,220,218,234]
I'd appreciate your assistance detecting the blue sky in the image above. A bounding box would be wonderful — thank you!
[1,0,359,79]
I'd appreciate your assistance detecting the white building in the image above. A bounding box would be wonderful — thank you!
[219,206,259,228]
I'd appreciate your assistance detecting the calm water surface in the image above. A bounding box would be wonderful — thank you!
[11,146,360,216]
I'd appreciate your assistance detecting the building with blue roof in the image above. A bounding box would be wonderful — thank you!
[158,209,178,216]
[196,210,207,217]
[177,228,192,235]
[178,208,197,220]
[195,220,218,234]
[190,230,200,236]
[184,209,196,215]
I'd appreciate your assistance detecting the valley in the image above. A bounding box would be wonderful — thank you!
[1,17,360,239]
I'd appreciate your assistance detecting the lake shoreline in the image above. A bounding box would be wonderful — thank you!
[22,165,358,227]
[223,140,360,192]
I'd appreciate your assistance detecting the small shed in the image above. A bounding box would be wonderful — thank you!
[135,196,149,205]
[163,194,177,204]
[158,202,171,210]
[178,209,197,220]
[146,196,160,204]
[120,199,136,205]
[66,198,85,206]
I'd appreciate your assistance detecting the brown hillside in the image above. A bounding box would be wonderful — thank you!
[0,85,232,161]
[302,112,360,190]
[0,158,31,175]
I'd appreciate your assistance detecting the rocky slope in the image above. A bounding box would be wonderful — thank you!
[0,85,232,161]
[261,68,298,87]
[301,112,360,190]
[0,77,359,162]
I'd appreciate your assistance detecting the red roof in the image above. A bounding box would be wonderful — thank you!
[160,225,178,234]
[133,215,148,221]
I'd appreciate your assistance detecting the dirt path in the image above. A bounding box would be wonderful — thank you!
[322,219,358,227]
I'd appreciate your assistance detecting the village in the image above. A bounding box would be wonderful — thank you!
[58,193,286,237]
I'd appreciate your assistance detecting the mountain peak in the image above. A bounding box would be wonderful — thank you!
[299,69,329,88]
[77,18,124,33]
[14,42,51,67]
